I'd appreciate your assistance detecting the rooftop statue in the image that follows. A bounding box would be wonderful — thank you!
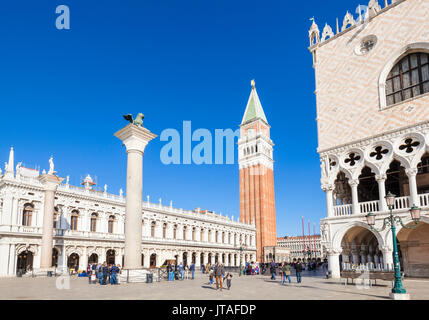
[123,113,144,128]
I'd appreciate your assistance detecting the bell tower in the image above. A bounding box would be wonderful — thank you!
[238,80,277,262]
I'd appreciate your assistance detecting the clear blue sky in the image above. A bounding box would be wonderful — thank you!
[0,0,360,237]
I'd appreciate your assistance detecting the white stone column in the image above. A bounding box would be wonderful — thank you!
[195,252,201,267]
[186,226,192,241]
[327,249,341,278]
[322,184,335,218]
[100,247,106,264]
[376,174,388,212]
[8,244,16,275]
[143,251,150,268]
[166,223,174,239]
[154,221,162,239]
[80,247,88,270]
[195,228,201,243]
[0,244,9,276]
[406,168,420,207]
[382,248,394,270]
[202,228,208,242]
[114,124,156,270]
[38,174,64,270]
[349,179,360,215]
[203,253,208,265]
[1,194,13,226]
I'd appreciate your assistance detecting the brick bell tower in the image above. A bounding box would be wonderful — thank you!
[238,80,277,263]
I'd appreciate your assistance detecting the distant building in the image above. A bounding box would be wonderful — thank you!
[277,235,323,261]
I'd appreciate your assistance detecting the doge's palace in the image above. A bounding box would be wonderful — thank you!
[310,0,429,278]
[0,147,256,277]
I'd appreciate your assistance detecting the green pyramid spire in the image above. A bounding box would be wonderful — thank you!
[241,80,268,125]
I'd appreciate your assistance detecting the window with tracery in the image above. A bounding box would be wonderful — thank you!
[386,52,429,106]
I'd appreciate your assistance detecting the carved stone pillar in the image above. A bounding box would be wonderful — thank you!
[376,174,388,212]
[114,123,157,270]
[406,168,420,207]
[38,174,63,270]
[322,184,335,218]
[349,179,360,215]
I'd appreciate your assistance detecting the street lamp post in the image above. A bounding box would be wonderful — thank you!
[365,191,421,299]
[302,245,311,262]
[237,242,246,277]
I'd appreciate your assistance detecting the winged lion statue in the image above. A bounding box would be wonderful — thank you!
[123,113,145,127]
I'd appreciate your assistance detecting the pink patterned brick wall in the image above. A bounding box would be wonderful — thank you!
[314,0,429,152]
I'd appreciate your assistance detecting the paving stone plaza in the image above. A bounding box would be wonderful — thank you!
[1,271,428,300]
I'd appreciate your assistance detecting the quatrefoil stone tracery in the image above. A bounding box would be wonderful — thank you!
[370,146,389,160]
[344,153,361,166]
[399,138,420,154]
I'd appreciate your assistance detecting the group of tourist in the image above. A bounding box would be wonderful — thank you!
[86,262,122,285]
[166,262,196,281]
[205,262,232,291]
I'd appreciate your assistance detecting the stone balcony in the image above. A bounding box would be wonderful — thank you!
[332,192,429,217]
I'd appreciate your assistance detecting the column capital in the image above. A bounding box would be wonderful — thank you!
[38,174,64,191]
[348,179,359,187]
[326,248,342,255]
[380,245,393,253]
[114,123,157,153]
[375,174,387,182]
[321,184,335,192]
[405,168,418,177]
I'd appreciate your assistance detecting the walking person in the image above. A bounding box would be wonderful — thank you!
[226,272,233,290]
[117,264,122,284]
[97,263,103,284]
[295,260,303,284]
[190,262,195,280]
[282,263,292,284]
[167,262,173,281]
[179,262,184,280]
[214,262,225,291]
[209,268,214,285]
[185,265,189,280]
[270,260,277,280]
[101,262,108,285]
[110,264,119,285]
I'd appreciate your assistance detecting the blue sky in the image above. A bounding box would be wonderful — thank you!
[0,0,362,237]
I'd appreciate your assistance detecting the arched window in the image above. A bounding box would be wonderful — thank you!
[22,204,34,226]
[183,226,187,240]
[385,52,429,106]
[163,223,167,238]
[192,227,196,241]
[108,215,115,234]
[173,224,177,239]
[151,221,156,237]
[90,213,98,232]
[70,210,79,231]
[215,231,219,243]
[200,228,204,242]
